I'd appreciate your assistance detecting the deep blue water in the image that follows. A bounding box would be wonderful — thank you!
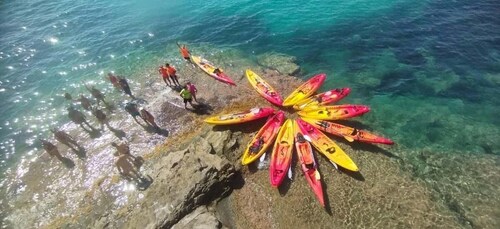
[0,0,499,174]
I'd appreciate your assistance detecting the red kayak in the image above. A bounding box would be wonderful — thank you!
[270,119,294,187]
[294,120,324,206]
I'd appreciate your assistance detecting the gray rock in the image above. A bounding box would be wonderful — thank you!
[115,137,236,229]
[171,206,222,229]
[257,52,300,75]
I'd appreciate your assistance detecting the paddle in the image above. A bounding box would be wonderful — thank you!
[288,167,293,180]
[259,152,266,163]
[343,135,355,142]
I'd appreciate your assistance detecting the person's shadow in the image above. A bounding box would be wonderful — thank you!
[108,126,127,140]
[189,102,213,115]
[59,157,75,168]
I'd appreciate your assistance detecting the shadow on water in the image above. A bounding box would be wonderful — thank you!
[59,157,75,168]
[85,128,102,139]
[350,142,400,159]
[72,146,87,159]
[108,126,127,140]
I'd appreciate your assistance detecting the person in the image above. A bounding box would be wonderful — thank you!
[179,85,194,109]
[50,128,80,151]
[107,73,121,89]
[186,82,198,103]
[124,102,145,123]
[119,77,134,98]
[111,142,130,156]
[91,107,109,129]
[115,153,142,181]
[158,65,173,86]
[139,108,159,129]
[39,139,64,160]
[213,68,222,76]
[67,106,94,130]
[179,44,191,61]
[78,94,92,111]
[85,84,109,106]
[249,137,265,154]
[64,92,73,101]
[165,63,180,86]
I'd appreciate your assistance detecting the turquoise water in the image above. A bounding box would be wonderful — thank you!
[0,0,499,176]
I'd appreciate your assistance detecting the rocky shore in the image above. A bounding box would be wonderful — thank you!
[1,49,499,228]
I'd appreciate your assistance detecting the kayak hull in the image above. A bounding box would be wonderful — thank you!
[301,117,394,145]
[246,69,283,106]
[282,73,326,106]
[242,112,285,165]
[192,55,236,86]
[270,119,294,187]
[204,107,275,125]
[294,120,324,207]
[298,104,370,120]
[296,118,358,172]
[293,88,351,110]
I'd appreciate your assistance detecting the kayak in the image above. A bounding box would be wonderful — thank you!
[282,73,326,106]
[297,104,370,120]
[242,111,285,165]
[293,88,351,110]
[301,117,394,145]
[204,107,275,125]
[191,55,236,86]
[245,69,283,106]
[294,120,324,207]
[296,118,358,171]
[270,119,294,187]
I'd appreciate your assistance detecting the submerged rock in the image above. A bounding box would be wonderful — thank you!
[257,52,300,76]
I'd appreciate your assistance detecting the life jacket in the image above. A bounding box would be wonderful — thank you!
[180,47,189,58]
[167,66,176,76]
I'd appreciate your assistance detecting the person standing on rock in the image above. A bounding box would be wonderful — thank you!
[180,85,194,109]
[85,84,110,107]
[139,108,159,129]
[119,77,134,99]
[39,139,64,160]
[77,94,93,111]
[50,128,82,151]
[165,63,181,87]
[186,82,198,103]
[158,65,173,87]
[107,73,121,89]
[125,102,147,124]
[111,142,131,156]
[67,106,95,131]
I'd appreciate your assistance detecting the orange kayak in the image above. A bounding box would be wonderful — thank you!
[241,111,285,165]
[294,120,324,206]
[282,73,326,106]
[293,88,351,110]
[204,107,275,125]
[296,118,358,171]
[301,117,394,145]
[270,119,294,187]
[297,104,370,120]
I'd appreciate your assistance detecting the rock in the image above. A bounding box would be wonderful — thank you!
[171,206,222,229]
[257,52,300,75]
[110,136,236,229]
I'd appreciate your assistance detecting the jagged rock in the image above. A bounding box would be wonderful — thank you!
[257,52,300,75]
[171,206,222,229]
[111,138,236,229]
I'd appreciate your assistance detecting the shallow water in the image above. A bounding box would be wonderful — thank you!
[0,0,499,227]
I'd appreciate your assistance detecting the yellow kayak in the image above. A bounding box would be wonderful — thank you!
[297,104,370,120]
[192,55,236,86]
[296,118,358,171]
[245,69,283,106]
[270,119,294,187]
[204,107,275,125]
[282,73,326,106]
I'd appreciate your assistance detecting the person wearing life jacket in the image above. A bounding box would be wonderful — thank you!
[158,65,173,87]
[186,82,198,103]
[179,85,194,109]
[165,63,181,86]
[179,45,191,61]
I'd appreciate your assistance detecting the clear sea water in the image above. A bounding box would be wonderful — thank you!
[0,0,499,182]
